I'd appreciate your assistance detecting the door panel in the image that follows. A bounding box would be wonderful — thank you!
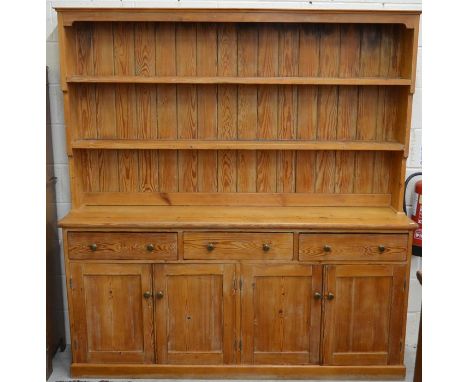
[241,264,322,364]
[154,264,237,364]
[69,263,154,363]
[322,264,407,366]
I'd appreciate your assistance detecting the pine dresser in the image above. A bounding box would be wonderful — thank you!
[56,7,420,379]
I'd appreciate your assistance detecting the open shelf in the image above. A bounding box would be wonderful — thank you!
[67,75,412,87]
[72,139,405,151]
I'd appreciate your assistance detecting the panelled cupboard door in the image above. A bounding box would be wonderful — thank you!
[322,265,407,366]
[241,264,322,365]
[69,263,154,363]
[153,264,237,365]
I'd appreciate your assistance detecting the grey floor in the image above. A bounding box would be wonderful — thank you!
[48,344,417,382]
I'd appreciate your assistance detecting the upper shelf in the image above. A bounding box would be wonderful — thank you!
[72,139,404,151]
[67,75,412,87]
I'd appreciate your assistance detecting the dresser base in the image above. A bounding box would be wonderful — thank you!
[71,363,406,380]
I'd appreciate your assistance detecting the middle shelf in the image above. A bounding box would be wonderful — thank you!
[72,139,404,151]
[66,75,412,86]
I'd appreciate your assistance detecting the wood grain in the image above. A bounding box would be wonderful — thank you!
[183,232,293,260]
[298,233,408,261]
[68,232,177,260]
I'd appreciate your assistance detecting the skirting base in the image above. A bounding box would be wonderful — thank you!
[71,363,406,380]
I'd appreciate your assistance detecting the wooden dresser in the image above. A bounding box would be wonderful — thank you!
[56,7,420,379]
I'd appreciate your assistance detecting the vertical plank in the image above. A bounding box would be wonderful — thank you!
[257,24,279,193]
[237,25,258,192]
[113,22,135,76]
[113,23,138,191]
[258,24,279,77]
[97,149,119,192]
[372,50,394,194]
[355,84,378,193]
[315,150,335,193]
[339,25,360,78]
[134,23,155,77]
[278,25,299,77]
[335,87,358,193]
[197,24,218,192]
[93,23,116,139]
[78,150,99,192]
[277,26,297,193]
[118,149,139,192]
[319,24,340,77]
[135,23,157,140]
[139,150,159,192]
[353,25,382,195]
[373,152,391,194]
[257,150,276,193]
[176,23,198,192]
[316,86,337,193]
[218,150,237,193]
[298,24,320,77]
[115,84,136,139]
[76,84,97,139]
[217,24,238,192]
[156,23,178,192]
[295,151,316,193]
[179,150,198,193]
[360,25,382,77]
[75,23,97,139]
[297,24,318,142]
[75,22,94,75]
[315,25,340,194]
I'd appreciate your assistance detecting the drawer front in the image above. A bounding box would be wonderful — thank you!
[68,232,177,260]
[184,232,293,260]
[299,234,407,261]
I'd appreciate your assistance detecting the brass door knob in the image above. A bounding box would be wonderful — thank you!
[262,243,270,252]
[323,244,331,252]
[314,292,322,300]
[207,243,215,252]
[146,243,155,252]
[326,292,335,300]
[89,243,98,251]
[378,245,386,253]
[156,291,164,299]
[143,291,152,299]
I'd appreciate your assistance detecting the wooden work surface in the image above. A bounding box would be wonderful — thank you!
[59,206,416,230]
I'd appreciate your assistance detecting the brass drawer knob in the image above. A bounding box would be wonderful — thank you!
[326,292,335,300]
[146,243,155,252]
[207,242,215,252]
[323,244,331,252]
[378,245,386,253]
[143,291,152,299]
[89,243,98,251]
[156,291,164,299]
[262,243,270,252]
[314,292,322,300]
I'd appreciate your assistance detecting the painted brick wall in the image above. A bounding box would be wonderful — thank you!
[46,0,422,349]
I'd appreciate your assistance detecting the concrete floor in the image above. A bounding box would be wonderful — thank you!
[48,344,417,382]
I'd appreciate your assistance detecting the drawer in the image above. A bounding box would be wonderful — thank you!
[184,232,293,260]
[298,234,407,261]
[68,232,177,260]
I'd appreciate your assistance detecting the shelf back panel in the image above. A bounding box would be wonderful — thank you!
[70,84,407,144]
[68,22,411,79]
[74,149,397,199]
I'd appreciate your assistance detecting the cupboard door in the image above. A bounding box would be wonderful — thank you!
[154,264,237,364]
[322,265,407,366]
[69,263,154,363]
[241,264,322,364]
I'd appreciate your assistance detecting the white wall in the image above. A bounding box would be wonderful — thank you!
[46,0,422,347]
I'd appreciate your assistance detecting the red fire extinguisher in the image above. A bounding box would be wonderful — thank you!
[404,173,422,257]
